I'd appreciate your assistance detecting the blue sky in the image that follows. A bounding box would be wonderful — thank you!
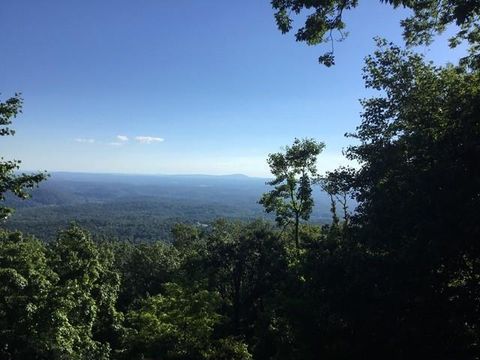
[1,0,466,176]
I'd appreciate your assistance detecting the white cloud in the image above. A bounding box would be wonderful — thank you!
[117,135,129,142]
[75,138,95,143]
[108,142,124,146]
[135,136,164,144]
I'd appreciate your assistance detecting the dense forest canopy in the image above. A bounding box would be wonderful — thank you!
[0,1,479,359]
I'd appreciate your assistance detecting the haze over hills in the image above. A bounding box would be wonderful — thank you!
[4,172,335,242]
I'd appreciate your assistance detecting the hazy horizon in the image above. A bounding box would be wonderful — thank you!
[25,170,270,179]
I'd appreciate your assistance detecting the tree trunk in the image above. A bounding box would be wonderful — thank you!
[294,213,299,248]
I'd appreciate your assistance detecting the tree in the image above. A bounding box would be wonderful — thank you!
[113,241,180,311]
[260,138,324,248]
[0,94,47,219]
[340,39,480,357]
[0,226,124,360]
[0,230,55,360]
[271,0,480,67]
[321,166,356,229]
[172,220,291,359]
[45,225,122,359]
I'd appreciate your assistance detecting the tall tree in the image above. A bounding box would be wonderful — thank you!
[321,166,356,229]
[260,138,324,247]
[0,94,47,219]
[342,39,480,357]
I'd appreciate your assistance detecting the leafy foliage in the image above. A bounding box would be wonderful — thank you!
[0,94,47,219]
[44,225,121,359]
[271,0,480,66]
[114,240,180,311]
[0,230,55,359]
[0,225,122,359]
[343,40,480,356]
[123,283,250,360]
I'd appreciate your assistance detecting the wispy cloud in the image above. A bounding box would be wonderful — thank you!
[135,136,164,144]
[75,138,95,143]
[75,135,164,146]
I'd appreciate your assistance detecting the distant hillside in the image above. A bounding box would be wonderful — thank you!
[4,172,336,242]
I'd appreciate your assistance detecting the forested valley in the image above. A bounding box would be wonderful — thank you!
[1,1,479,359]
[3,172,334,242]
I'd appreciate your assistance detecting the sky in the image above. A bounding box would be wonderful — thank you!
[1,0,467,177]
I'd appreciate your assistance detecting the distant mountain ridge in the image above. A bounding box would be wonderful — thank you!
[44,171,263,181]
